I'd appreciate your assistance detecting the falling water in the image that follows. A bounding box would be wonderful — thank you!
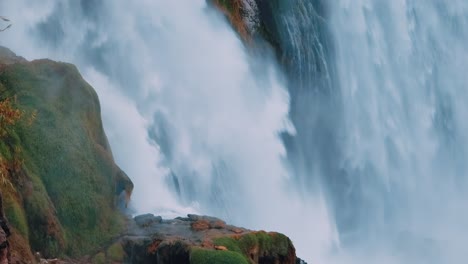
[259,0,468,263]
[328,1,468,263]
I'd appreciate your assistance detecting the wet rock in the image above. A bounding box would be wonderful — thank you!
[186,214,227,230]
[211,220,226,229]
[296,258,308,264]
[187,214,223,222]
[191,220,210,231]
[117,214,298,263]
[134,214,162,227]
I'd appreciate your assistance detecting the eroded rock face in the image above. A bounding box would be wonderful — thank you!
[94,214,297,264]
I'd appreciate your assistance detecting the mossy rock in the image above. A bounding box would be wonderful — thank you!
[0,51,133,257]
[106,242,125,262]
[213,231,294,262]
[91,252,106,264]
[4,192,28,237]
[191,248,249,264]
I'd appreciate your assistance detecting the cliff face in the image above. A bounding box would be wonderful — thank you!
[0,47,133,261]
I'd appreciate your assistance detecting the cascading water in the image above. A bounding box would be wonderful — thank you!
[2,0,468,263]
[258,0,468,263]
[328,1,468,262]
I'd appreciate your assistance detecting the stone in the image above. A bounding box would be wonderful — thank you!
[121,214,298,263]
[211,220,226,229]
[296,258,308,264]
[134,214,162,227]
[229,227,244,234]
[191,220,210,231]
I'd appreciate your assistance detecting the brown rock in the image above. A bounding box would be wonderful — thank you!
[209,0,251,43]
[211,220,226,229]
[147,240,162,254]
[121,215,299,264]
[230,227,244,234]
[191,220,210,231]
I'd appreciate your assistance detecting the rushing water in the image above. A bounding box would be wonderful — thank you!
[263,0,468,263]
[2,0,468,263]
[329,1,468,262]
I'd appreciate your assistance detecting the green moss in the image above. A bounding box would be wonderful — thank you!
[4,195,28,237]
[23,169,65,257]
[256,231,273,252]
[91,252,106,264]
[214,232,292,261]
[106,242,125,262]
[0,59,131,256]
[191,248,248,264]
[0,141,12,160]
[270,233,290,256]
[238,233,258,254]
[213,237,242,253]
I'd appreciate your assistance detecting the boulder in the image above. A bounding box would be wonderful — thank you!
[134,214,162,227]
[114,214,298,263]
[191,220,211,231]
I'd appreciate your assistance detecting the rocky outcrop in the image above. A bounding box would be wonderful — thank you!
[209,0,282,54]
[209,0,253,43]
[91,214,297,264]
[0,47,133,261]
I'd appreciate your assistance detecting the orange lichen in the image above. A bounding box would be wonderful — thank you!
[212,0,252,44]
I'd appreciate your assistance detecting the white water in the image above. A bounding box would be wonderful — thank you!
[0,0,333,262]
[324,1,468,263]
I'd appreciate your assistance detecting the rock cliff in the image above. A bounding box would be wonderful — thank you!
[0,47,133,262]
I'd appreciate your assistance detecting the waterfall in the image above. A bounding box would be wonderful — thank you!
[259,0,468,263]
[329,1,468,262]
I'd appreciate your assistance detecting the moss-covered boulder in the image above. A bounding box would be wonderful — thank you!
[212,231,296,264]
[0,47,133,259]
[119,214,297,264]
